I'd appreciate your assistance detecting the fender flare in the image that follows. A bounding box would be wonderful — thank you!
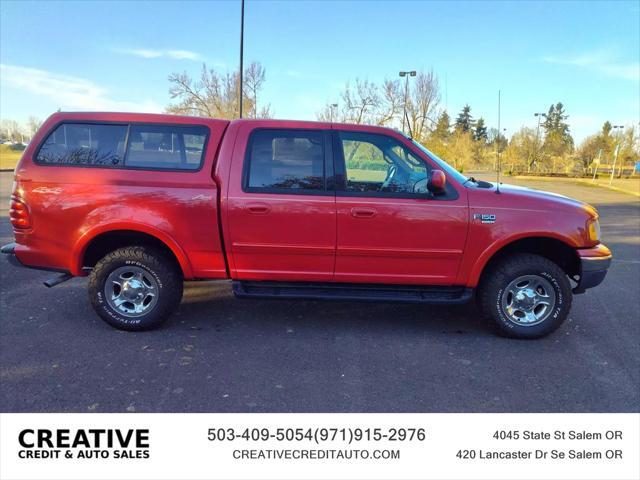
[71,222,193,278]
[466,231,579,287]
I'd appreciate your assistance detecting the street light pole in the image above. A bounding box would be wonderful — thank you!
[533,112,546,173]
[238,0,245,119]
[329,103,338,122]
[496,90,501,193]
[610,125,624,184]
[399,70,416,135]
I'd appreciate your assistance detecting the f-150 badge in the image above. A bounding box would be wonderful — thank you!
[474,213,496,224]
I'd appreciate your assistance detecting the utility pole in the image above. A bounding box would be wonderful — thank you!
[238,0,245,119]
[399,71,416,134]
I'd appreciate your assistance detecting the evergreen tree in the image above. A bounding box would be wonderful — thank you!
[432,111,451,140]
[454,104,474,133]
[474,117,488,142]
[541,102,574,156]
[598,121,614,155]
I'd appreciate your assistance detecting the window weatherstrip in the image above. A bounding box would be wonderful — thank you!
[242,128,331,195]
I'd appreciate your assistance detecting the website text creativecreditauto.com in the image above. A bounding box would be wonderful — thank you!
[232,448,401,461]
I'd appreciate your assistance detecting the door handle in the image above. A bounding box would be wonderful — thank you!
[246,203,271,214]
[351,207,377,218]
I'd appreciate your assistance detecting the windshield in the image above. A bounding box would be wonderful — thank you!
[409,139,469,185]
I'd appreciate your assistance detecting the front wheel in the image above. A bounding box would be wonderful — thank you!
[479,253,572,339]
[88,246,183,331]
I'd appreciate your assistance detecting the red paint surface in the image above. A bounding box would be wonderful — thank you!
[10,113,609,287]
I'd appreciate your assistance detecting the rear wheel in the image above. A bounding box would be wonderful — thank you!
[479,253,572,338]
[88,246,183,331]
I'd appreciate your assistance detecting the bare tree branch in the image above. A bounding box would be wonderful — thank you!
[166,61,271,119]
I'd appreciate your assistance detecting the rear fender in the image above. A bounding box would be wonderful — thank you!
[72,223,193,278]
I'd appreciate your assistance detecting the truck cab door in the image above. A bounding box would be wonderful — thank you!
[225,126,336,281]
[332,129,469,285]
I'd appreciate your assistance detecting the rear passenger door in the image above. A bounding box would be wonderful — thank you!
[226,127,336,281]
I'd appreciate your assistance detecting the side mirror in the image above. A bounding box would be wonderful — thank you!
[427,169,446,194]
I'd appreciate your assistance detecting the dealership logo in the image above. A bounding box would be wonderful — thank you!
[18,428,150,460]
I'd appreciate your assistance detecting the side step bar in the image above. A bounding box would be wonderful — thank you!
[233,281,473,305]
[44,273,73,288]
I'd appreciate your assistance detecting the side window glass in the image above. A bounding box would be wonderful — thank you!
[246,129,324,191]
[37,123,127,166]
[342,139,387,191]
[339,132,430,195]
[125,125,207,170]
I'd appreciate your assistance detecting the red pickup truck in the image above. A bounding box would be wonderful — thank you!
[3,112,611,338]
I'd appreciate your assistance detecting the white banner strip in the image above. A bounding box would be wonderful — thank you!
[1,413,638,480]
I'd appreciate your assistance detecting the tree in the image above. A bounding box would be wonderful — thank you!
[576,121,615,170]
[316,103,339,123]
[340,79,380,125]
[447,130,474,171]
[377,79,403,126]
[577,134,602,171]
[487,127,508,152]
[243,62,271,118]
[0,119,22,142]
[474,117,487,142]
[316,69,440,137]
[541,102,573,157]
[406,69,440,141]
[617,125,640,170]
[431,111,451,140]
[27,117,43,138]
[454,104,474,133]
[167,61,271,119]
[504,127,537,173]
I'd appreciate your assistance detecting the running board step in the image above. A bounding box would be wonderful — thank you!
[233,281,473,304]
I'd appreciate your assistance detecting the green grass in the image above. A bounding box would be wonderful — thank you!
[0,144,24,170]
[347,168,386,182]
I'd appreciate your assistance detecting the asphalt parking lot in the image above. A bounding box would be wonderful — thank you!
[0,171,638,413]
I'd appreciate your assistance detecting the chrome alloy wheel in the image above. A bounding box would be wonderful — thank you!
[105,266,159,317]
[500,274,556,326]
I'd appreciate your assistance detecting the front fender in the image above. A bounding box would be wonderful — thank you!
[459,231,580,288]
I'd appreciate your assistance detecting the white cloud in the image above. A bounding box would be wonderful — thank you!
[120,48,163,58]
[166,50,201,61]
[115,48,202,61]
[0,64,162,112]
[543,49,639,81]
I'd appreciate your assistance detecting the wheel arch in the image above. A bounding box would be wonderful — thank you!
[470,234,580,288]
[72,224,192,278]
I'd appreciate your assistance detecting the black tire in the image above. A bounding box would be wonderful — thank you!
[478,253,572,339]
[88,246,183,331]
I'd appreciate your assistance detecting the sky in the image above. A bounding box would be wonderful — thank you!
[1,0,639,143]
